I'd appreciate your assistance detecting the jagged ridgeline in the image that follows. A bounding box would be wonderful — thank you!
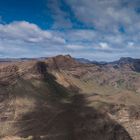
[0,55,140,140]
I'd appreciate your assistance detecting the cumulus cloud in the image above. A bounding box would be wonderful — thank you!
[0,21,68,57]
[0,20,139,60]
[0,21,65,44]
[65,0,140,33]
[44,0,140,60]
[51,1,140,44]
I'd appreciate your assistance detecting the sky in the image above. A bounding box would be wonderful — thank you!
[0,0,140,61]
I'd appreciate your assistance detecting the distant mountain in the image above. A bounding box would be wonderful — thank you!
[75,58,92,64]
[111,57,137,64]
[110,57,140,72]
[76,58,108,65]
[0,57,48,62]
[76,57,140,72]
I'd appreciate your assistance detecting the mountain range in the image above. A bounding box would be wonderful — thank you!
[0,55,140,140]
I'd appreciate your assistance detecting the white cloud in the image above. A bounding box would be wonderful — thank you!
[99,42,110,49]
[41,0,140,60]
[66,44,85,50]
[0,19,140,61]
[0,21,67,58]
[66,0,140,33]
[0,21,65,44]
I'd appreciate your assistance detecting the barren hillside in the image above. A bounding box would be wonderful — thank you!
[0,55,140,140]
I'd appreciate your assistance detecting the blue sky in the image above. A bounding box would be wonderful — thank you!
[0,0,140,61]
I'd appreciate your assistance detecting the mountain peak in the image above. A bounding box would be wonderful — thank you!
[119,57,133,62]
[46,55,79,69]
